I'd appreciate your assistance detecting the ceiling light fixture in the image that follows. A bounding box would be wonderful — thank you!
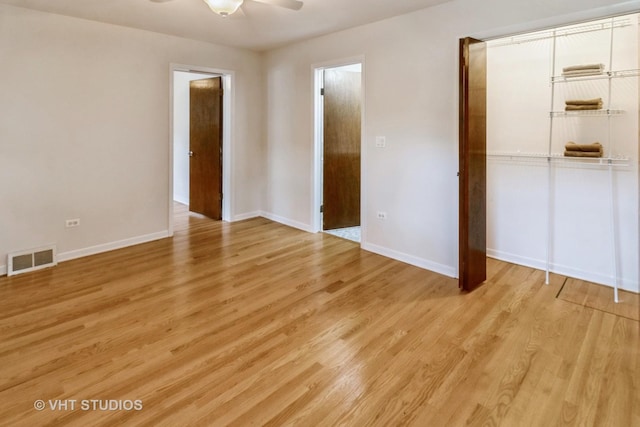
[202,0,244,17]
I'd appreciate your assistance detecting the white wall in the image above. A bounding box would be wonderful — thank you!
[262,0,640,279]
[173,71,215,205]
[487,15,639,292]
[0,4,264,274]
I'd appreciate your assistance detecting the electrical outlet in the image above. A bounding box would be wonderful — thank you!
[376,211,387,220]
[65,218,80,228]
[375,136,386,148]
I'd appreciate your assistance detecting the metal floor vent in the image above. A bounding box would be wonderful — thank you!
[7,245,57,276]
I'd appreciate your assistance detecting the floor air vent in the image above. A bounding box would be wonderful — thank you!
[8,245,57,276]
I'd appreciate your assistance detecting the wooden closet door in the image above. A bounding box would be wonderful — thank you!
[458,37,487,291]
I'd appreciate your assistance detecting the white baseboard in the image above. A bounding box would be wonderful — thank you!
[362,242,456,278]
[233,211,260,222]
[57,231,171,264]
[259,211,314,233]
[173,196,189,205]
[487,248,639,293]
[551,264,639,293]
[0,264,6,276]
[487,249,546,271]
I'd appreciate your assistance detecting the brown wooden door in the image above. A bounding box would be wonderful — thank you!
[189,77,223,220]
[323,68,361,230]
[459,37,487,291]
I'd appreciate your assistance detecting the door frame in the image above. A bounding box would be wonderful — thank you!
[312,56,366,239]
[168,63,234,235]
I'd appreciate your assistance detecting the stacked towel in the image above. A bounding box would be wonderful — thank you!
[562,63,605,77]
[565,97,603,111]
[564,141,603,158]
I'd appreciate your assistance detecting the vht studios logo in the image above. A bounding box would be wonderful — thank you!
[34,399,143,411]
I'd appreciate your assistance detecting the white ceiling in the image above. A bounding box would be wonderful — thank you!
[0,0,454,51]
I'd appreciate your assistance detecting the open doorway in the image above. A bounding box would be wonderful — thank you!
[313,62,363,243]
[169,65,233,233]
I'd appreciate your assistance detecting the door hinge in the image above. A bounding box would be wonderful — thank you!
[320,88,324,96]
[320,204,323,213]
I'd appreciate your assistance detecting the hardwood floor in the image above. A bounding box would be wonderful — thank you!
[557,277,640,322]
[0,204,638,426]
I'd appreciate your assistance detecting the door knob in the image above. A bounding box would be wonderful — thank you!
[188,151,194,157]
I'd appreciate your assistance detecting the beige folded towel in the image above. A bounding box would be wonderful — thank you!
[565,141,603,152]
[564,150,603,158]
[565,98,603,105]
[563,63,604,73]
[562,70,604,77]
[565,104,603,111]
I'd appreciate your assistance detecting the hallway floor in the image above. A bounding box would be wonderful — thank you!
[324,226,361,243]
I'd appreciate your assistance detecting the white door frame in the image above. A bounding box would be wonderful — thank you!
[311,56,366,240]
[168,63,234,235]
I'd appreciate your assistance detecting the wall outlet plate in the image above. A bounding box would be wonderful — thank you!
[65,218,80,228]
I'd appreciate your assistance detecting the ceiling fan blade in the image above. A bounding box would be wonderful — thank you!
[250,0,303,11]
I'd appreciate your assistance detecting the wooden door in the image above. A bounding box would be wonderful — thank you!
[323,68,362,230]
[459,38,487,291]
[189,77,223,220]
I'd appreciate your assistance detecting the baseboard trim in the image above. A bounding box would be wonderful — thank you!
[173,196,189,206]
[259,211,314,233]
[487,248,639,293]
[233,211,261,222]
[486,249,545,271]
[362,242,456,278]
[57,231,171,264]
[0,265,6,276]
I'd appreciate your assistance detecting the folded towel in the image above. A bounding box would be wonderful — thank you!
[565,98,603,105]
[562,69,605,77]
[562,63,604,73]
[565,141,603,152]
[564,150,603,158]
[565,104,603,111]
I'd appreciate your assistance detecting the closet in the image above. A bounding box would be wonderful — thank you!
[486,14,640,299]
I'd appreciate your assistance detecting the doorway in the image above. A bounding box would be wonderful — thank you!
[313,61,363,243]
[169,65,233,232]
[189,76,223,220]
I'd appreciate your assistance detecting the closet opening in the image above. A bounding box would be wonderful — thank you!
[484,13,639,300]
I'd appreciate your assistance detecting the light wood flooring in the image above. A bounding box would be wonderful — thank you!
[0,203,638,426]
